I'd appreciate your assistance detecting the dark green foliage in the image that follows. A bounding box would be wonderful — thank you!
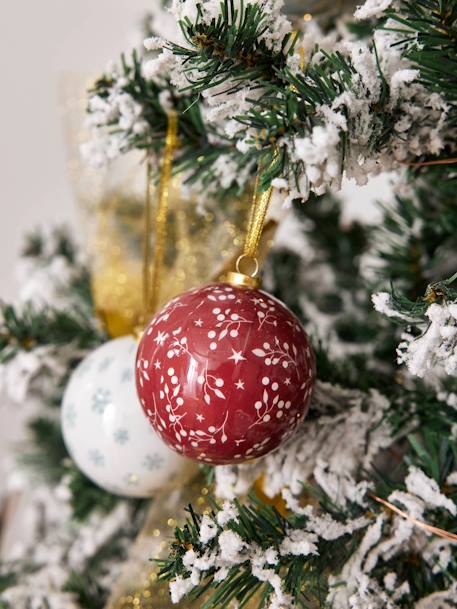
[89,50,244,199]
[174,2,295,93]
[159,498,367,609]
[64,572,108,609]
[159,405,457,609]
[387,1,457,103]
[269,197,397,390]
[374,168,457,297]
[66,467,125,523]
[0,574,16,596]
[20,417,68,482]
[90,1,457,196]
[0,303,103,364]
[167,0,457,191]
[21,226,79,263]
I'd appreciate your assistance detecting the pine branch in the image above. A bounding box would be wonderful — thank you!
[372,171,457,302]
[0,302,103,364]
[20,417,68,483]
[171,5,361,189]
[20,226,79,263]
[159,472,457,609]
[173,1,295,94]
[159,497,368,609]
[66,467,127,522]
[386,0,457,102]
[169,0,457,194]
[86,0,457,199]
[88,49,246,198]
[268,197,397,391]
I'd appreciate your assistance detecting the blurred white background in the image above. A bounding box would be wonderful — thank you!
[0,0,154,301]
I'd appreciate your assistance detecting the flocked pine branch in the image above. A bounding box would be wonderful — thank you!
[373,271,457,378]
[167,0,457,193]
[371,170,457,297]
[159,429,457,609]
[84,47,250,199]
[0,303,102,364]
[83,0,457,201]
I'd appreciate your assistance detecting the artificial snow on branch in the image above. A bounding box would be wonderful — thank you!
[84,0,457,203]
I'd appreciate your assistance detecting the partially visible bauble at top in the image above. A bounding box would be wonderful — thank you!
[61,336,197,497]
[136,283,316,465]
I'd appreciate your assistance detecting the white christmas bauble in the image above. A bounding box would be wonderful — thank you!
[61,336,197,497]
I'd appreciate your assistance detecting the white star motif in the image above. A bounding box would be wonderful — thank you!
[196,413,205,422]
[284,377,291,385]
[228,349,246,364]
[154,360,161,370]
[235,379,245,390]
[194,318,203,327]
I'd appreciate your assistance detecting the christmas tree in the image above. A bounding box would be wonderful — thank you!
[1,1,457,608]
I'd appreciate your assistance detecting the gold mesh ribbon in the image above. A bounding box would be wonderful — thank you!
[103,475,210,609]
[142,112,179,323]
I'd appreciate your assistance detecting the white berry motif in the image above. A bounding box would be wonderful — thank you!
[252,339,299,372]
[136,284,316,465]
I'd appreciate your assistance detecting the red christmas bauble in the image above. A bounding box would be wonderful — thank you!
[136,283,315,465]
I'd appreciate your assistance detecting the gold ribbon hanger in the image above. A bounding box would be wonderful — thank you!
[227,158,276,289]
[141,111,179,328]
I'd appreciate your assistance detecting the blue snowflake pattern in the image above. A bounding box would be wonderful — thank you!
[121,368,134,383]
[98,356,114,372]
[92,388,112,414]
[65,403,77,428]
[143,453,164,471]
[114,428,129,445]
[89,449,105,466]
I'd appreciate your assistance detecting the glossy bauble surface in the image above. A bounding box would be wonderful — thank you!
[62,337,197,497]
[136,283,316,465]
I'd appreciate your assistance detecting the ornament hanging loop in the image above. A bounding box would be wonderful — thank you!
[227,255,260,288]
[227,161,275,289]
[236,254,259,278]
